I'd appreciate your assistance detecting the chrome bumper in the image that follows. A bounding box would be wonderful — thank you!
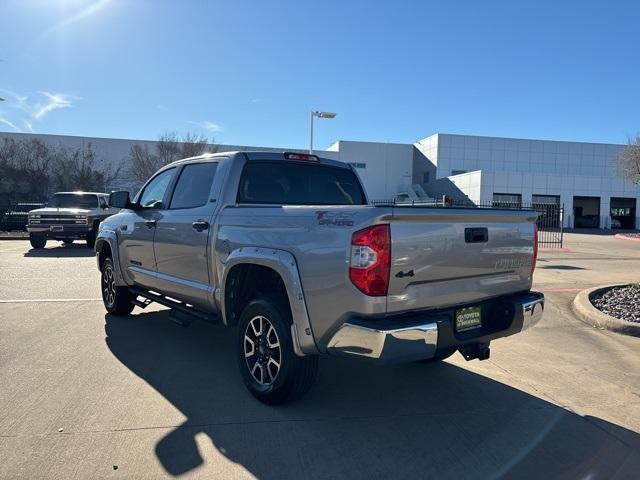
[327,320,438,364]
[521,295,544,331]
[326,291,544,364]
[27,225,92,234]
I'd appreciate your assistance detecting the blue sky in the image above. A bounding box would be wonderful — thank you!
[1,0,639,148]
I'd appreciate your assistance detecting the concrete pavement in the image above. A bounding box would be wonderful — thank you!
[0,234,639,479]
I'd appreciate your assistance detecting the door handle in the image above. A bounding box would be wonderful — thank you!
[192,220,209,232]
[145,219,157,229]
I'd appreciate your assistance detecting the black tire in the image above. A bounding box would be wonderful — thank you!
[101,257,135,315]
[418,348,457,363]
[86,228,97,249]
[237,296,318,405]
[62,239,73,245]
[29,233,47,249]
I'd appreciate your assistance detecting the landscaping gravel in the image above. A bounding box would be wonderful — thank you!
[591,284,640,323]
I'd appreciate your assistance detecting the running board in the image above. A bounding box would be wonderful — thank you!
[129,286,220,324]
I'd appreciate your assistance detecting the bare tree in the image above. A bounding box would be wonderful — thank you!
[51,142,122,192]
[181,132,216,158]
[617,135,640,185]
[128,143,162,183]
[0,138,120,205]
[128,132,218,182]
[0,139,52,201]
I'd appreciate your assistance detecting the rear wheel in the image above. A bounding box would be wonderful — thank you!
[237,296,318,405]
[29,233,47,249]
[101,257,135,315]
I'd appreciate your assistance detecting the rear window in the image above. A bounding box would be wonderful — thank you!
[50,194,98,209]
[237,161,366,205]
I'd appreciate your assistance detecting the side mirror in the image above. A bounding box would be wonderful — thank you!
[109,191,133,209]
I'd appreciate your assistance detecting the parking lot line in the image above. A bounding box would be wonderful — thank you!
[0,298,102,303]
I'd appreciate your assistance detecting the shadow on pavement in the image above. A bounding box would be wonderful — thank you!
[24,243,94,258]
[104,311,640,479]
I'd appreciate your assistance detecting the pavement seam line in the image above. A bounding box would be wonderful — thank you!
[0,298,102,303]
[0,405,561,438]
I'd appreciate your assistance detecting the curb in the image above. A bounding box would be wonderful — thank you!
[572,284,640,337]
[614,234,640,243]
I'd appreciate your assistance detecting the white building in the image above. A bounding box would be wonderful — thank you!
[1,131,638,230]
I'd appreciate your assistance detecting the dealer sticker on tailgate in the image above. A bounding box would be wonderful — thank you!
[455,306,482,332]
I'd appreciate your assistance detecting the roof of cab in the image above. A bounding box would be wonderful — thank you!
[166,150,349,169]
[54,191,107,196]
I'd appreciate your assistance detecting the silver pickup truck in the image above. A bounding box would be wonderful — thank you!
[96,151,543,404]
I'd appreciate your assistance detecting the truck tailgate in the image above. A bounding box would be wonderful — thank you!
[386,207,537,314]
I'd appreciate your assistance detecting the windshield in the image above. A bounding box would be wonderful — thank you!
[50,194,98,209]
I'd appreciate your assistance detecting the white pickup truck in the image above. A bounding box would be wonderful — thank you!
[96,151,543,404]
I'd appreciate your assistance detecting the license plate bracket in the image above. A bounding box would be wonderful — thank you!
[455,306,482,332]
[50,225,63,232]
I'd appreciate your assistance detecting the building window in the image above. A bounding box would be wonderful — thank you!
[349,162,366,169]
[423,172,430,183]
[532,194,560,205]
[451,169,467,176]
[493,193,522,209]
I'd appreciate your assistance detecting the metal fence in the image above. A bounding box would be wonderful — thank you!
[370,198,564,248]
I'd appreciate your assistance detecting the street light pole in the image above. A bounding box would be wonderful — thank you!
[309,110,336,154]
[309,110,314,154]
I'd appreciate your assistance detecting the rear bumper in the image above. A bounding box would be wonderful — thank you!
[326,291,544,364]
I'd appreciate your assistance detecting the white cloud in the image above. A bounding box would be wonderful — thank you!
[34,92,74,120]
[0,89,79,127]
[187,120,223,133]
[0,117,20,132]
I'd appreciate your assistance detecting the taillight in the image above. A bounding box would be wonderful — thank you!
[349,224,390,296]
[531,224,538,276]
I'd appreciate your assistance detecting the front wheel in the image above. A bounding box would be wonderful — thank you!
[237,297,318,405]
[86,228,97,249]
[29,233,47,249]
[101,257,135,315]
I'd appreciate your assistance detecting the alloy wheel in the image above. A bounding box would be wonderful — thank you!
[244,315,282,386]
[102,264,116,308]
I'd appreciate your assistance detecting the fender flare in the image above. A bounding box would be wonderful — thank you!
[95,230,127,287]
[219,247,319,355]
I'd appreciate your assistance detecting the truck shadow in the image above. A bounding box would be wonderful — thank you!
[104,311,640,479]
[24,243,95,258]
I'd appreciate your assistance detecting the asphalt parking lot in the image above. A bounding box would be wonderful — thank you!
[1,233,639,479]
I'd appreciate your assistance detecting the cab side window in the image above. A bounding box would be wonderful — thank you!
[139,168,175,209]
[169,163,218,209]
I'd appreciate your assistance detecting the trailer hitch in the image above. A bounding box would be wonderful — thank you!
[459,342,491,361]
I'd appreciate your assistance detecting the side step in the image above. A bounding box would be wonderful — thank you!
[129,286,220,324]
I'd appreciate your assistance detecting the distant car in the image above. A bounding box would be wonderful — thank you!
[0,203,45,231]
[575,215,599,228]
[26,192,118,249]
